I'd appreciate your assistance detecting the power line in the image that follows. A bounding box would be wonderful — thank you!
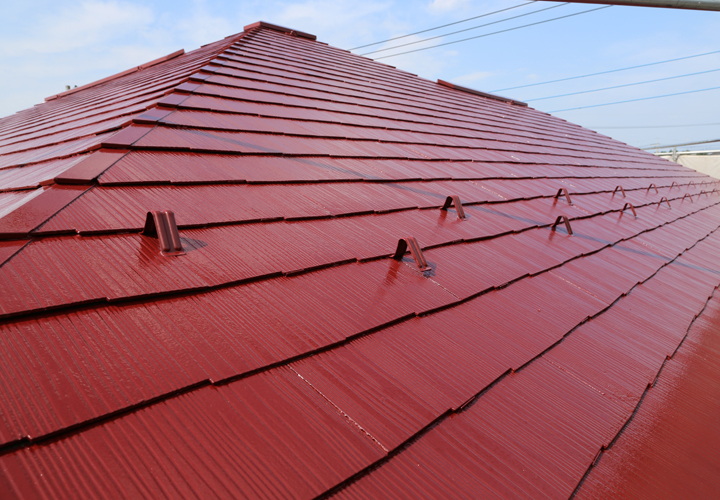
[360,3,567,56]
[641,138,720,150]
[526,67,720,101]
[549,85,720,112]
[492,49,720,92]
[591,123,720,129]
[348,1,537,51]
[373,5,612,60]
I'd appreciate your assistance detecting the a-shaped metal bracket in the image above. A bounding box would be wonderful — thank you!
[551,215,573,235]
[681,193,694,203]
[441,195,467,219]
[669,181,679,190]
[142,210,185,255]
[658,197,671,209]
[612,185,626,198]
[699,190,710,198]
[393,237,431,272]
[712,188,719,195]
[688,181,696,188]
[647,183,658,194]
[554,188,573,205]
[620,202,637,217]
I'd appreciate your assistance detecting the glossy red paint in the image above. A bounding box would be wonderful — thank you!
[53,149,128,184]
[576,269,720,500]
[0,185,89,238]
[0,22,718,500]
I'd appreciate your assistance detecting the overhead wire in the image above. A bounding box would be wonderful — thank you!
[360,2,567,56]
[525,67,720,101]
[549,85,720,113]
[372,5,612,60]
[590,123,720,129]
[492,49,720,92]
[348,1,537,51]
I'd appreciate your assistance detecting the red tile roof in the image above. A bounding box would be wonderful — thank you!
[1,20,719,499]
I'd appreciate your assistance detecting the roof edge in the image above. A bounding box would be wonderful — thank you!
[437,79,527,107]
[45,49,186,102]
[243,21,317,40]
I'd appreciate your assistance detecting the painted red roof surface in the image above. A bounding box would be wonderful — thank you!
[1,21,719,499]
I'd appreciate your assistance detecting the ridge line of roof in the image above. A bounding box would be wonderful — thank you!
[45,50,187,103]
[243,21,317,41]
[437,79,528,107]
[42,29,251,105]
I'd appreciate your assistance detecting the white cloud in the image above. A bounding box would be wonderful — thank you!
[428,0,472,13]
[0,1,154,56]
[277,0,389,28]
[216,0,395,50]
[175,0,235,47]
[452,70,493,84]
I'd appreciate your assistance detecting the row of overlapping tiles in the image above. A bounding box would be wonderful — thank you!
[97,152,704,184]
[0,144,705,200]
[0,185,717,446]
[1,198,719,499]
[34,174,717,235]
[2,173,716,317]
[576,293,720,499]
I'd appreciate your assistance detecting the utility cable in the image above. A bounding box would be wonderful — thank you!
[492,49,720,92]
[526,67,720,102]
[591,123,720,129]
[360,2,567,56]
[372,5,612,60]
[549,85,720,113]
[348,1,537,51]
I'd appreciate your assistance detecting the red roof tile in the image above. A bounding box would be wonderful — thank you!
[0,21,719,499]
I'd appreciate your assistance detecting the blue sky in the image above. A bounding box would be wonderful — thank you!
[1,0,718,150]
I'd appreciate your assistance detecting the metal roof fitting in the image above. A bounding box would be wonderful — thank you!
[647,183,659,194]
[688,181,696,188]
[658,197,672,209]
[681,193,694,203]
[142,210,185,255]
[712,188,719,195]
[554,188,572,205]
[612,185,626,198]
[393,237,431,272]
[669,181,680,190]
[699,190,710,198]
[621,203,637,218]
[437,79,528,107]
[243,21,317,40]
[441,195,467,219]
[551,215,573,235]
